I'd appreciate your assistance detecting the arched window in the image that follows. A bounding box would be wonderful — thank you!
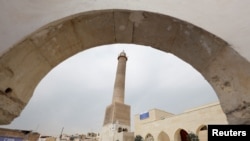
[158,131,170,141]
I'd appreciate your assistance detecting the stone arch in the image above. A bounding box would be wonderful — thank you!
[196,125,208,141]
[0,9,250,125]
[174,129,188,141]
[196,125,208,134]
[145,133,154,141]
[157,131,170,141]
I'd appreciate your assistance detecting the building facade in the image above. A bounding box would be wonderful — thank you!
[134,102,228,141]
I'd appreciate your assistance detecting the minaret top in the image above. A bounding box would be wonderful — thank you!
[118,50,127,60]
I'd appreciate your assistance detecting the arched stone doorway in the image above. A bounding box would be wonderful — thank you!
[180,129,188,141]
[158,131,170,141]
[0,9,250,125]
[174,129,188,141]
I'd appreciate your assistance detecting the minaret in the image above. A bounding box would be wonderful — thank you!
[100,51,132,141]
[112,51,127,104]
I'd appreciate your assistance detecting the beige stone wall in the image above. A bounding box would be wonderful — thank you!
[153,109,174,120]
[198,130,207,141]
[115,132,134,141]
[135,109,174,125]
[134,102,227,141]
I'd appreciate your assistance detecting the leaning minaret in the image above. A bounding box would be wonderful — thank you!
[112,51,127,104]
[100,51,132,141]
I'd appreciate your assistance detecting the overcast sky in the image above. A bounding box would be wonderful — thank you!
[0,44,219,137]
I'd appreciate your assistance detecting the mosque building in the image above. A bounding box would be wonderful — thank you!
[134,102,227,141]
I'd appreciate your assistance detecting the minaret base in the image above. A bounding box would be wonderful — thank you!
[103,102,130,126]
[100,124,133,141]
[100,102,132,141]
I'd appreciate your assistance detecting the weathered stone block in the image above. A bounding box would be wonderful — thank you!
[170,21,227,72]
[72,10,115,49]
[203,46,250,124]
[132,11,178,52]
[114,10,134,43]
[31,20,83,67]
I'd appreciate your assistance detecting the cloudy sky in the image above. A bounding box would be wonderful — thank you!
[0,44,219,137]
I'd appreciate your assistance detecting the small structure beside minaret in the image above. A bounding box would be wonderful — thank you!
[100,51,134,141]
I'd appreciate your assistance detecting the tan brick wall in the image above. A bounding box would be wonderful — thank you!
[134,102,227,141]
